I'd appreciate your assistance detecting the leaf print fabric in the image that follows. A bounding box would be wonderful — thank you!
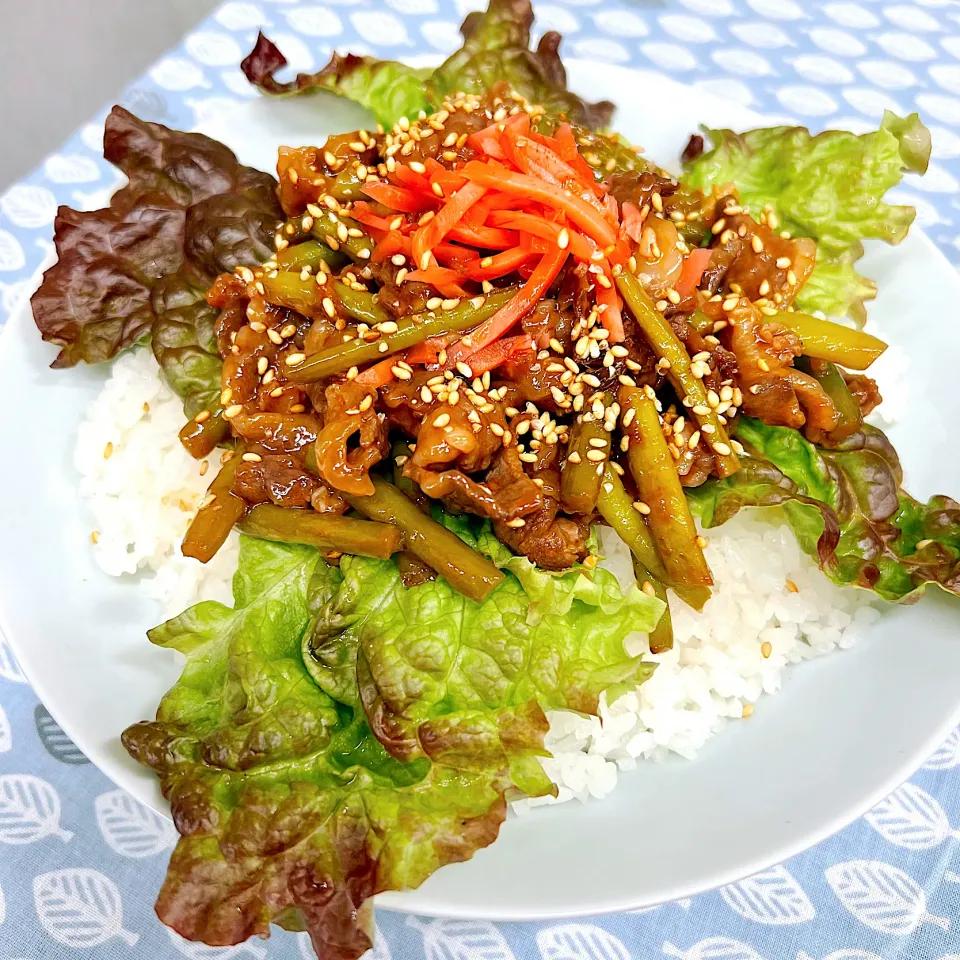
[864,783,960,851]
[33,869,138,948]
[0,775,73,845]
[34,706,90,765]
[719,865,816,925]
[535,925,630,960]
[923,727,960,771]
[5,1,960,959]
[824,861,950,936]
[94,791,178,859]
[662,938,766,960]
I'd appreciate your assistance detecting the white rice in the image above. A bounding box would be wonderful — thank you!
[75,349,879,808]
[512,523,878,812]
[75,349,239,615]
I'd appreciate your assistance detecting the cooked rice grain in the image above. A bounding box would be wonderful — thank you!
[75,349,238,615]
[512,522,879,812]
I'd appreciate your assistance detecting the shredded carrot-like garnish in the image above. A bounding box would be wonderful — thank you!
[596,277,625,343]
[355,356,397,387]
[675,247,713,299]
[461,162,620,255]
[466,334,535,375]
[361,181,432,214]
[445,245,570,365]
[412,181,486,266]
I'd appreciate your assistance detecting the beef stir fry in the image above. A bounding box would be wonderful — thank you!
[178,89,888,649]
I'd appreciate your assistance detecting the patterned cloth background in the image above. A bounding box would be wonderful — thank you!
[2,1,960,958]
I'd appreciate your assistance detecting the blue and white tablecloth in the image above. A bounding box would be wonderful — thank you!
[2,1,960,958]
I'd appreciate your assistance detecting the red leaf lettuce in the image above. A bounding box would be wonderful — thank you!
[123,526,661,958]
[242,0,613,131]
[688,417,960,603]
[31,106,283,415]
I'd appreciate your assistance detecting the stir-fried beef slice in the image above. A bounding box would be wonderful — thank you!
[208,273,253,355]
[314,381,389,496]
[276,136,381,217]
[230,410,320,454]
[699,244,737,297]
[384,373,545,520]
[398,101,493,167]
[310,482,349,515]
[383,374,506,471]
[484,445,545,515]
[677,440,717,488]
[493,468,589,569]
[608,170,678,212]
[406,465,508,518]
[709,298,837,433]
[303,315,341,355]
[380,280,434,320]
[708,195,816,307]
[633,214,684,299]
[379,376,428,438]
[844,372,882,417]
[498,351,574,413]
[233,454,319,508]
[521,299,569,350]
[663,414,719,489]
[407,454,542,521]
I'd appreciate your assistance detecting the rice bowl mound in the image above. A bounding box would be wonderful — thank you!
[77,348,879,811]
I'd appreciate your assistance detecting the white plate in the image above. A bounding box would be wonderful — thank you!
[2,62,960,921]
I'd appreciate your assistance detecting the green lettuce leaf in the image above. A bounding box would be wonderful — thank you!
[125,526,661,957]
[124,536,553,959]
[687,417,960,603]
[682,111,931,323]
[241,36,432,128]
[426,0,613,129]
[243,0,614,131]
[793,245,877,329]
[306,512,661,761]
